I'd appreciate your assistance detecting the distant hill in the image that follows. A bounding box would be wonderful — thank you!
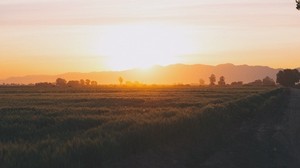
[0,64,299,85]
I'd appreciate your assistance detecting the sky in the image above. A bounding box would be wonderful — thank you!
[1,0,300,79]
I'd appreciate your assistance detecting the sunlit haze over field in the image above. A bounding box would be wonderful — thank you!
[1,1,300,167]
[0,0,300,79]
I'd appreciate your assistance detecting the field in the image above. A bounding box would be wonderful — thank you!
[0,86,289,168]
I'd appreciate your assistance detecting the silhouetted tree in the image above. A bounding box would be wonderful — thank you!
[209,74,216,86]
[247,79,263,86]
[56,78,67,87]
[276,69,300,87]
[80,79,85,86]
[85,79,91,86]
[91,81,98,86]
[67,80,80,87]
[118,77,124,85]
[199,78,205,86]
[262,76,276,86]
[35,82,54,87]
[218,76,226,86]
[231,81,243,86]
[297,0,300,10]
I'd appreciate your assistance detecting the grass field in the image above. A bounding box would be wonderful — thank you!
[0,86,288,168]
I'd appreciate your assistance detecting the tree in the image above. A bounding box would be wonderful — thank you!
[247,79,263,86]
[209,74,216,86]
[118,77,124,85]
[80,79,85,86]
[56,78,67,87]
[262,76,275,86]
[276,69,300,87]
[199,78,205,86]
[218,76,226,86]
[91,81,98,86]
[35,82,54,87]
[85,79,91,86]
[231,81,243,86]
[67,80,80,87]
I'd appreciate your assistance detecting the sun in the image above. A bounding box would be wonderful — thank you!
[94,23,198,70]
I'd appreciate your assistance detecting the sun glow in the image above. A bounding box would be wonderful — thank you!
[95,23,198,70]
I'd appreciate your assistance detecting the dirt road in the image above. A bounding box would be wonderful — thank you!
[285,88,300,165]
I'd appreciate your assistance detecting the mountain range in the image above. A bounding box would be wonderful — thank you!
[1,64,299,85]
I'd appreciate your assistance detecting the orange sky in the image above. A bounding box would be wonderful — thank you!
[1,0,300,79]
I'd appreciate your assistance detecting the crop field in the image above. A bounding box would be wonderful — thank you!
[0,86,288,168]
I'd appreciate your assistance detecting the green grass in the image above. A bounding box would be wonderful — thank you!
[0,86,287,168]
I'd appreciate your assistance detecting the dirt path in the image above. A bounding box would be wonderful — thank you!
[285,88,300,165]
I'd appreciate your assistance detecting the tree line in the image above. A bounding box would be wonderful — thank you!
[199,69,300,87]
[7,69,300,88]
[35,78,98,87]
[200,75,276,87]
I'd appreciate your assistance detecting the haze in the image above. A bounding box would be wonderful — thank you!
[1,0,300,79]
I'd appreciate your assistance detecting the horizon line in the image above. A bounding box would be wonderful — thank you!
[2,63,299,80]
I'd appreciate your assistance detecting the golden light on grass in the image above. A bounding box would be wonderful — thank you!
[94,23,198,70]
